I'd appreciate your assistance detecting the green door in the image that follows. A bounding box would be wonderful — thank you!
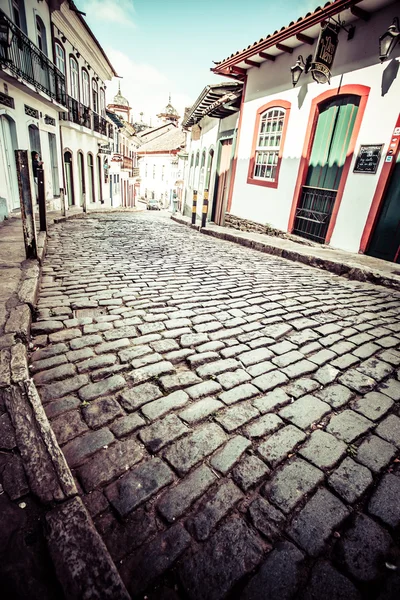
[367,154,400,263]
[293,95,360,242]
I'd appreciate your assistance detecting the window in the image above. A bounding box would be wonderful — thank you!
[12,0,27,33]
[92,79,99,113]
[100,89,106,116]
[199,150,206,190]
[248,102,290,188]
[69,56,79,100]
[145,164,147,177]
[36,16,47,56]
[82,69,90,106]
[153,164,156,179]
[55,43,65,75]
[161,165,165,181]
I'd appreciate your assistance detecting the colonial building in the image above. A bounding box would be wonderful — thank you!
[207,0,400,263]
[0,0,66,216]
[52,0,117,208]
[106,85,140,208]
[0,0,117,219]
[138,101,186,208]
[182,82,243,222]
[181,0,400,264]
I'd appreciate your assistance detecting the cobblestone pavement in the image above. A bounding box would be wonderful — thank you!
[31,212,400,600]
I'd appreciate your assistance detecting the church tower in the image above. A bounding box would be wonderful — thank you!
[107,82,131,122]
[157,94,180,125]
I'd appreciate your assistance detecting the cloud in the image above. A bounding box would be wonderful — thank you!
[80,0,135,27]
[105,48,194,126]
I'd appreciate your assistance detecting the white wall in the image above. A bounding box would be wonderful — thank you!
[139,153,180,207]
[230,1,400,252]
[0,81,60,211]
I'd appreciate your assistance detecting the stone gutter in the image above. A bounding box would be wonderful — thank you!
[1,218,130,599]
[171,214,400,292]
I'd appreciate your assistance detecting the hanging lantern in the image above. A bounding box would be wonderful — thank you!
[379,17,400,62]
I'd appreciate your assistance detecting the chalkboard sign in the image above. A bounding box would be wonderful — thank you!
[353,144,384,174]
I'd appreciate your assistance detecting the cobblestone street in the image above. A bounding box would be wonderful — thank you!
[31,212,400,599]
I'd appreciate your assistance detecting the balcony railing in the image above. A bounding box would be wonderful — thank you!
[93,113,107,135]
[122,156,133,171]
[0,9,66,106]
[60,95,108,136]
[132,167,140,178]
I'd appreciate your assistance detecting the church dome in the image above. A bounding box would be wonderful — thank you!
[113,82,129,107]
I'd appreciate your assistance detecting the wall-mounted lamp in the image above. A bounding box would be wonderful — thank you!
[76,52,80,58]
[61,35,66,43]
[379,17,400,61]
[291,54,312,86]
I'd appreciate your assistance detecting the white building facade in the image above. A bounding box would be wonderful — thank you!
[0,0,66,217]
[0,0,118,220]
[211,0,400,263]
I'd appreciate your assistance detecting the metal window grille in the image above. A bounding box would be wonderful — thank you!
[292,186,337,243]
[253,108,285,181]
[24,104,39,118]
[44,115,55,126]
[0,91,15,108]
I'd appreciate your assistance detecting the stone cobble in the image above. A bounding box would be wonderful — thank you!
[30,212,400,599]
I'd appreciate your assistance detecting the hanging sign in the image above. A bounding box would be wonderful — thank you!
[353,144,384,174]
[311,22,339,84]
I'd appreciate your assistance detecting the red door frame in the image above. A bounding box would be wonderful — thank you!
[359,113,400,254]
[287,84,370,244]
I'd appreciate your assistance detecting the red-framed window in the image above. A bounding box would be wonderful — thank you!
[247,100,291,189]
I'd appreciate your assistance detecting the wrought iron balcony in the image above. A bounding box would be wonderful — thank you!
[93,113,107,135]
[122,156,133,171]
[0,9,66,106]
[132,167,140,178]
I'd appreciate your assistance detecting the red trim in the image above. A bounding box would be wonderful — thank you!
[247,99,291,190]
[359,113,400,253]
[288,84,370,243]
[226,75,247,213]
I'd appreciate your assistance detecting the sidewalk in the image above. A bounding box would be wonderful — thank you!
[171,214,400,291]
[0,208,131,599]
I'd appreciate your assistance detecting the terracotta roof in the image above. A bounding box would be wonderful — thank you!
[137,128,186,154]
[212,0,372,77]
[182,82,243,128]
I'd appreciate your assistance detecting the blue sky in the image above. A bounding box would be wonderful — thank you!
[79,0,317,123]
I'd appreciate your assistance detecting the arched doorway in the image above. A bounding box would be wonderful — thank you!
[0,114,19,210]
[97,155,102,203]
[64,151,74,206]
[77,151,85,207]
[28,124,41,156]
[87,153,95,203]
[289,85,369,243]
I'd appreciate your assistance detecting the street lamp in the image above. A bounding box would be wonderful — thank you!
[379,17,400,62]
[291,55,312,87]
[0,14,13,48]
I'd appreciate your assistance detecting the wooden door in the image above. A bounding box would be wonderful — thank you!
[214,139,233,225]
[367,155,400,262]
[293,95,360,242]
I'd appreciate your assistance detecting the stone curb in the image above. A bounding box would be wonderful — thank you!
[171,215,400,292]
[1,218,131,600]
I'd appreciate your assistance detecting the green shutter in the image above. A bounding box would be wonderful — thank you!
[306,95,360,190]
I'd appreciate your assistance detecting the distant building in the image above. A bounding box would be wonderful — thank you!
[157,94,180,125]
[107,85,140,208]
[137,101,186,208]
